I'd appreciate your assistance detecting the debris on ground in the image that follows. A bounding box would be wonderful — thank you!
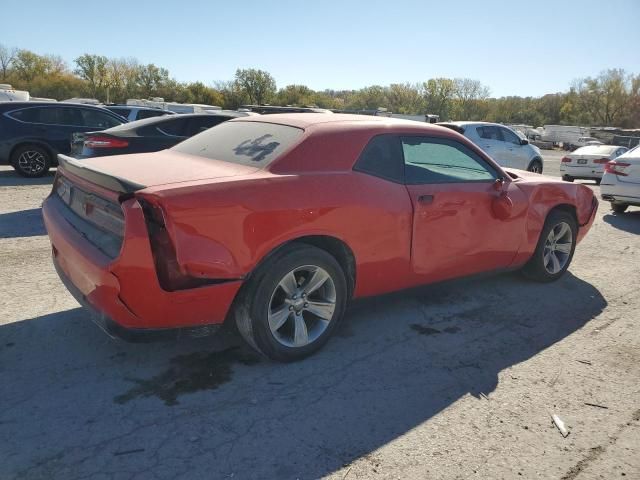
[552,414,570,437]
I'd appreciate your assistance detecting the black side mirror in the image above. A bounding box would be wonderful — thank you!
[520,139,529,145]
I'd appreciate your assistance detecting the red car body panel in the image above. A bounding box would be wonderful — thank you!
[43,114,597,334]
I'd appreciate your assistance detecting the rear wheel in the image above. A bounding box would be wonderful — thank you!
[562,175,574,182]
[594,178,601,185]
[522,210,577,282]
[528,159,543,174]
[611,202,628,213]
[234,244,348,361]
[11,144,51,178]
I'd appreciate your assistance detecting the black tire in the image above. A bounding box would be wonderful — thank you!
[522,210,577,282]
[11,144,52,178]
[562,175,574,182]
[528,159,543,174]
[611,202,628,214]
[233,244,348,362]
[594,178,601,186]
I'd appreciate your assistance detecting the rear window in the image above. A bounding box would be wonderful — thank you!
[172,121,304,166]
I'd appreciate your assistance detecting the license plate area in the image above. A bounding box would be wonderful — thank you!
[577,159,587,165]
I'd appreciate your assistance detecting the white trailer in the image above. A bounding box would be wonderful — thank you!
[126,98,222,114]
[0,84,29,102]
[541,125,591,145]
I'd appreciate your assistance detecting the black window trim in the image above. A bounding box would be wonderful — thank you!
[5,105,124,127]
[400,134,500,185]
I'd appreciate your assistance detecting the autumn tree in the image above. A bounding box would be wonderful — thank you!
[0,44,17,81]
[234,68,276,105]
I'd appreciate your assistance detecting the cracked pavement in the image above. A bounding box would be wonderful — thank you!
[1,154,639,480]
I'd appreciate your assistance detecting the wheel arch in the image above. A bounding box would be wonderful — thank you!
[547,203,578,224]
[246,234,357,298]
[9,141,57,166]
[527,156,543,171]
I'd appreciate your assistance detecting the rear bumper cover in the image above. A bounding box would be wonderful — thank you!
[43,191,243,338]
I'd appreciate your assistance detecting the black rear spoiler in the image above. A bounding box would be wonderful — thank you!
[57,154,146,195]
[436,123,465,134]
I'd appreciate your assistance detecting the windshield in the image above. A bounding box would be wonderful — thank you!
[171,121,304,166]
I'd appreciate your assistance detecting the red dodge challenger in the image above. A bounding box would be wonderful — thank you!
[43,114,598,361]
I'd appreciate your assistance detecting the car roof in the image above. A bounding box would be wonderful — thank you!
[232,112,451,133]
[0,101,110,110]
[440,121,500,127]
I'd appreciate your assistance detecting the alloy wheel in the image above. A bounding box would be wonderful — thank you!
[543,222,573,274]
[17,150,46,175]
[268,265,336,348]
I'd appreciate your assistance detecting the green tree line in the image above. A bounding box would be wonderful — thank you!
[1,44,638,128]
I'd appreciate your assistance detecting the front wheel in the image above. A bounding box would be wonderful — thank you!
[522,210,577,282]
[611,202,628,213]
[562,175,574,182]
[234,244,348,361]
[11,144,52,178]
[528,159,543,174]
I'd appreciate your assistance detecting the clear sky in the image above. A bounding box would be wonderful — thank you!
[2,0,639,97]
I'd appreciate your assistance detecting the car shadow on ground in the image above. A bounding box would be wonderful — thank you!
[0,169,55,187]
[0,208,46,238]
[0,271,606,479]
[603,210,640,234]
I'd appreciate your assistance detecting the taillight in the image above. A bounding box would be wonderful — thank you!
[593,158,610,164]
[138,198,209,291]
[561,156,572,163]
[605,161,630,176]
[84,135,129,149]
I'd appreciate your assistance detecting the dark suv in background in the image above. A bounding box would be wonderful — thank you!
[0,102,125,177]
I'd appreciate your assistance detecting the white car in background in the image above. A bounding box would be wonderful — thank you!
[601,146,640,213]
[561,145,628,184]
[438,121,544,173]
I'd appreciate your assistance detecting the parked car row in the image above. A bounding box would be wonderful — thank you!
[71,111,254,158]
[0,101,256,176]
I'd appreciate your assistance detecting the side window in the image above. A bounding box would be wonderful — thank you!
[184,116,229,136]
[401,137,497,184]
[615,148,626,157]
[80,109,121,128]
[353,134,404,183]
[107,108,131,118]
[476,126,503,141]
[8,108,43,123]
[501,127,521,145]
[136,109,166,120]
[154,118,188,137]
[57,107,84,126]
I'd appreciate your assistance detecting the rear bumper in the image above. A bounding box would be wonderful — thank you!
[43,192,243,336]
[560,165,604,179]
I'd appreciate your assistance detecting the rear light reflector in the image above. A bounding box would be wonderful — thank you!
[605,161,630,176]
[84,135,129,149]
[593,158,610,164]
[561,156,572,163]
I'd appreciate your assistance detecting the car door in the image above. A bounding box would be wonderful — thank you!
[401,136,528,280]
[500,127,527,169]
[474,125,508,166]
[65,107,122,155]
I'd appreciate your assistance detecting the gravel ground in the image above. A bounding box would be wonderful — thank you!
[0,153,638,480]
